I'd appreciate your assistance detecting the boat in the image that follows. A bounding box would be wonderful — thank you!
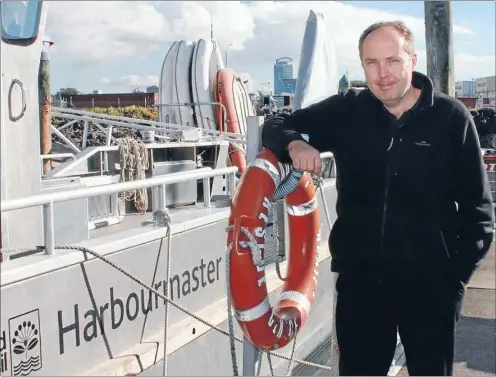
[0,4,405,377]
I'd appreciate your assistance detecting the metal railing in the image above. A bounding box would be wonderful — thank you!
[52,107,246,147]
[40,153,76,174]
[2,166,238,255]
[50,108,248,173]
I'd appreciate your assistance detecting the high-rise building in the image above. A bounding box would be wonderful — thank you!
[273,57,297,94]
[455,80,476,98]
[338,73,350,94]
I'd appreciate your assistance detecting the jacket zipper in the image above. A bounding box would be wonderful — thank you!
[380,146,393,255]
[380,123,403,256]
[379,107,421,259]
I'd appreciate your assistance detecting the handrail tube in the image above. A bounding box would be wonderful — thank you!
[50,125,81,153]
[54,104,230,135]
[40,153,76,161]
[40,153,77,175]
[54,119,78,132]
[52,111,246,140]
[52,112,191,133]
[53,106,246,139]
[2,167,238,212]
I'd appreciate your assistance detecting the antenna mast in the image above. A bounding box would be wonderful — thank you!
[210,12,213,39]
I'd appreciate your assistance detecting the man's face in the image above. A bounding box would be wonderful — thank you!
[361,26,417,106]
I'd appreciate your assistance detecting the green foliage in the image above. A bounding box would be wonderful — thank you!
[83,106,159,120]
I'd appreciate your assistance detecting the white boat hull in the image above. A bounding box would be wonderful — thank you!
[1,184,338,376]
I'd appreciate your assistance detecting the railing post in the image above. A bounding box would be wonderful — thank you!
[159,184,167,209]
[82,120,89,148]
[203,178,211,207]
[104,125,113,172]
[227,172,235,198]
[152,186,159,212]
[43,202,55,255]
[242,115,265,376]
[246,116,265,164]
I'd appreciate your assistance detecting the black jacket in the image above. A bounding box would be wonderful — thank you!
[262,72,495,283]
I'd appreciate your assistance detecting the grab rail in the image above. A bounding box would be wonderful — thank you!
[2,166,238,256]
[40,153,76,175]
[2,167,237,212]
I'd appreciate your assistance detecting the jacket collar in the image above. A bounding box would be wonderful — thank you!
[411,71,434,109]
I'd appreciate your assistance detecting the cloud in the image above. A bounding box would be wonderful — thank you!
[100,75,159,87]
[45,1,492,89]
[453,53,496,81]
[453,25,475,36]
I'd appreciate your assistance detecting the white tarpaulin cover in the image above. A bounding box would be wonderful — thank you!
[292,10,339,111]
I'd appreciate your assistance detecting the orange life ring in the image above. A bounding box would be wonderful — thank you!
[227,149,320,350]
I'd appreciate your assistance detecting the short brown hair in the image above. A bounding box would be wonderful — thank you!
[358,21,415,59]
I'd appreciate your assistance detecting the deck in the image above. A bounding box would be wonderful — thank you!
[300,233,496,376]
[398,231,496,377]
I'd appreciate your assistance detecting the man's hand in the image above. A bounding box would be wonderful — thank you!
[288,140,322,176]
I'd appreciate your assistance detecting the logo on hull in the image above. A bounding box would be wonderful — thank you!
[8,309,42,376]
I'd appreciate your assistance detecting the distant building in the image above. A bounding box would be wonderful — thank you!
[146,85,159,94]
[59,92,159,109]
[274,57,297,94]
[475,75,496,108]
[455,80,476,98]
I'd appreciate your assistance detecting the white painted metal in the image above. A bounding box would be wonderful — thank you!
[1,1,48,248]
[51,107,246,150]
[2,167,238,212]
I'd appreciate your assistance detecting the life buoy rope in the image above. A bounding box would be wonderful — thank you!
[226,149,321,351]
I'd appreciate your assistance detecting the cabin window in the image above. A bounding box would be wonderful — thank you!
[1,1,41,44]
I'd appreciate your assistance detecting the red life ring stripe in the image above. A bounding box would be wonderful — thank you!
[227,149,320,350]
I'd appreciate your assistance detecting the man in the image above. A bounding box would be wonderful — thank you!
[262,21,495,376]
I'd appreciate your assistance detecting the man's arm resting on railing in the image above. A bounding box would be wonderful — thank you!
[261,94,347,164]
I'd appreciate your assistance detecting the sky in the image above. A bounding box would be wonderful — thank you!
[44,0,496,94]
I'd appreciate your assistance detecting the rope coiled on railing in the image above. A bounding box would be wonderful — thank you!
[272,168,304,202]
[116,137,149,213]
